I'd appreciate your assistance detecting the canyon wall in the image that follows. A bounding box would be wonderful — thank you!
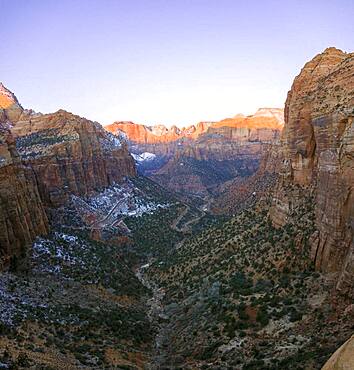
[106,109,283,163]
[270,47,354,296]
[13,110,136,207]
[106,108,283,147]
[0,124,48,269]
[0,83,136,268]
[0,83,48,268]
[105,120,214,144]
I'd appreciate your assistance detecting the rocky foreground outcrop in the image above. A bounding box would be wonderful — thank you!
[270,47,354,297]
[321,335,354,370]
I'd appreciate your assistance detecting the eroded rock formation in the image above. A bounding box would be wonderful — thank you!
[0,82,23,123]
[106,120,214,144]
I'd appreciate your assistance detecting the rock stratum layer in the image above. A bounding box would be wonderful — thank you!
[270,47,354,297]
[0,83,136,268]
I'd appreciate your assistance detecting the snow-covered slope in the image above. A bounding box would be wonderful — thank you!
[132,152,157,162]
[69,178,169,231]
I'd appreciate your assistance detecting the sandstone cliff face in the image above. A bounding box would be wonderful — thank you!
[150,144,263,197]
[270,47,354,297]
[0,123,48,269]
[211,141,282,214]
[12,110,136,207]
[187,118,282,160]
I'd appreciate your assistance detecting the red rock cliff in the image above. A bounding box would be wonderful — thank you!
[106,108,284,145]
[270,47,354,296]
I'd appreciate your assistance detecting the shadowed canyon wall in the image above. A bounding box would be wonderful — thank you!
[0,125,49,269]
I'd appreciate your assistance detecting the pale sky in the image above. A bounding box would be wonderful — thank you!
[1,0,353,127]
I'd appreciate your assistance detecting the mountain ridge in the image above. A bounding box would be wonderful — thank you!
[106,107,284,144]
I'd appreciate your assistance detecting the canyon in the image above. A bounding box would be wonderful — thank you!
[106,108,284,199]
[0,47,352,369]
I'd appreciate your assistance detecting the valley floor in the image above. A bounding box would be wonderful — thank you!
[0,178,352,369]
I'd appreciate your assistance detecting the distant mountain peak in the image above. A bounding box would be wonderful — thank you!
[0,83,24,123]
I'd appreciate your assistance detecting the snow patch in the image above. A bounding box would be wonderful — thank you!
[100,132,122,151]
[132,152,157,162]
[71,180,170,229]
